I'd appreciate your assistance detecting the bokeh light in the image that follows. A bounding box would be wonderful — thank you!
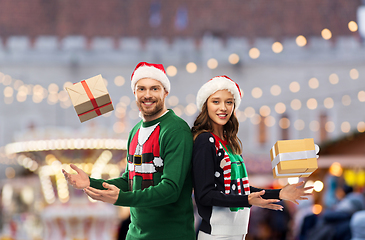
[296,35,307,47]
[272,42,283,53]
[228,53,240,64]
[186,62,197,73]
[249,48,260,59]
[321,28,332,40]
[207,58,218,69]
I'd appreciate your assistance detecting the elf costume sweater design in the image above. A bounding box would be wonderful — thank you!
[192,132,281,236]
[90,110,195,240]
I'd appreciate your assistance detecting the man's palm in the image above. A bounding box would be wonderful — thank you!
[62,164,90,189]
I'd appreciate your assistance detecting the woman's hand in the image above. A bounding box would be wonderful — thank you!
[279,181,313,205]
[62,164,90,190]
[248,190,283,211]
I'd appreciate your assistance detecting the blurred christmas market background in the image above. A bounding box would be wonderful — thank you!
[1,0,365,239]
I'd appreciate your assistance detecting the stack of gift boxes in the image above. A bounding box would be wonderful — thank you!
[270,138,319,178]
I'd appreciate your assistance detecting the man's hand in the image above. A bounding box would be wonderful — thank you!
[248,190,283,211]
[83,182,120,204]
[279,181,313,205]
[62,164,90,190]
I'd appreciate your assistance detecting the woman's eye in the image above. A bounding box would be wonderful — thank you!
[213,101,219,104]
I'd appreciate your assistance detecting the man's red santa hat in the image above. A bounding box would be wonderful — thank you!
[131,62,170,92]
[196,75,242,111]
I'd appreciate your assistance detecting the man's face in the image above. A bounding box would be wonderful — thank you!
[134,78,168,120]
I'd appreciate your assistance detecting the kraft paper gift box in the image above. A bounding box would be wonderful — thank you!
[66,74,114,123]
[270,138,319,178]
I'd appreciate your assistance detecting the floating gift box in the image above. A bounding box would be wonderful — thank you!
[66,74,114,122]
[270,138,319,178]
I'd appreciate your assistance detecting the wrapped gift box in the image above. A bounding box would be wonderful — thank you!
[66,74,114,122]
[270,138,319,178]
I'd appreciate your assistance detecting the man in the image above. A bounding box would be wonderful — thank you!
[62,62,195,240]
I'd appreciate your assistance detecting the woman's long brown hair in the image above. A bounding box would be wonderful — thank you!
[191,101,242,155]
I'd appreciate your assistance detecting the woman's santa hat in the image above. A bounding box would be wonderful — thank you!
[131,62,170,92]
[196,75,242,111]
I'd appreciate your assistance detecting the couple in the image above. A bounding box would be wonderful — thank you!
[62,62,312,240]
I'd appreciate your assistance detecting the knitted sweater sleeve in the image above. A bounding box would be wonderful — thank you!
[88,166,129,192]
[114,126,193,207]
[193,132,252,208]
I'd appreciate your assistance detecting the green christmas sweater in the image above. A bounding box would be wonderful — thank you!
[89,110,195,240]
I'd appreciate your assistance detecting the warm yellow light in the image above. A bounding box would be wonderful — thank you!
[259,105,271,117]
[341,121,351,133]
[329,73,339,84]
[166,66,177,77]
[279,117,290,129]
[13,80,24,90]
[307,98,318,110]
[113,122,125,133]
[313,181,324,192]
[251,87,263,99]
[244,107,255,118]
[296,35,307,47]
[308,78,319,89]
[186,62,197,73]
[264,116,275,127]
[312,204,323,215]
[288,177,299,184]
[114,76,125,86]
[294,119,305,131]
[325,121,335,133]
[324,97,334,109]
[342,95,351,106]
[250,114,261,125]
[290,99,302,110]
[184,103,197,116]
[48,83,59,94]
[207,58,218,69]
[329,162,343,177]
[63,81,73,89]
[228,53,240,64]
[248,48,260,59]
[2,75,12,85]
[167,95,179,106]
[357,121,365,133]
[289,81,300,93]
[358,91,365,102]
[321,28,332,40]
[270,85,281,96]
[348,21,358,32]
[275,102,286,114]
[350,69,359,80]
[4,87,13,97]
[272,42,283,53]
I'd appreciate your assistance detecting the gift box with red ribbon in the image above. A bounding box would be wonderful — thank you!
[66,74,114,122]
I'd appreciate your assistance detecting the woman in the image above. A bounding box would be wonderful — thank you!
[192,75,312,240]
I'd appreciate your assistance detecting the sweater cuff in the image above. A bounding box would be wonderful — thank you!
[89,177,107,190]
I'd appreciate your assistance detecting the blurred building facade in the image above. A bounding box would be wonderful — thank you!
[0,0,365,175]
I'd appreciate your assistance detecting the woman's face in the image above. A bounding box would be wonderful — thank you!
[207,90,235,129]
